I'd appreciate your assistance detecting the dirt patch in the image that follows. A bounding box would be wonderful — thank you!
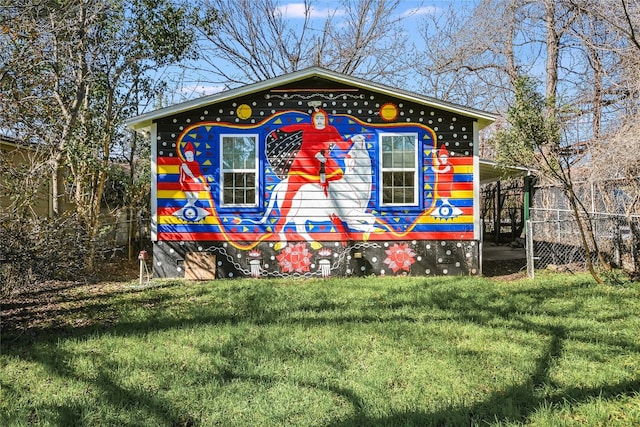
[483,258,527,278]
[94,259,142,282]
[1,261,141,337]
[2,258,530,338]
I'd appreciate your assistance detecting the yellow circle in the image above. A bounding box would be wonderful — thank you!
[236,104,252,120]
[380,103,398,121]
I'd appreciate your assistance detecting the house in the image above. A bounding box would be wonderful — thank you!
[126,67,514,279]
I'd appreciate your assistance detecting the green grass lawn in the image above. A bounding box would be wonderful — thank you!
[2,273,640,426]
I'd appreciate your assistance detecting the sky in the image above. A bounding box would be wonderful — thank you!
[273,0,439,18]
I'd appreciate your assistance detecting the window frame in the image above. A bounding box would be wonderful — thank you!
[378,132,419,207]
[219,133,259,208]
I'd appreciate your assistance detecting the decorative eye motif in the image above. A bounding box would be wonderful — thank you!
[183,207,199,221]
[174,206,210,223]
[432,201,463,221]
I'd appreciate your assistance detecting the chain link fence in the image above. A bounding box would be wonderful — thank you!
[95,214,152,261]
[526,208,640,278]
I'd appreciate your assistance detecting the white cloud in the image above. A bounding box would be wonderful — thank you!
[275,2,343,18]
[401,6,439,18]
[179,85,225,96]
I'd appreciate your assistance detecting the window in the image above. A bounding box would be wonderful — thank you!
[380,133,418,206]
[221,134,258,206]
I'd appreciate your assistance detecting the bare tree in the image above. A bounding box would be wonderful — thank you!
[191,0,408,88]
[412,0,587,109]
[565,0,640,275]
[411,0,537,112]
[413,0,635,280]
[408,2,511,109]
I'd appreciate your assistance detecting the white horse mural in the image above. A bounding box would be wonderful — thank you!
[260,135,376,250]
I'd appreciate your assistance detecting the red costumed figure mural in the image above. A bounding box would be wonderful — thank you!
[273,108,354,248]
[173,141,212,223]
[433,144,453,204]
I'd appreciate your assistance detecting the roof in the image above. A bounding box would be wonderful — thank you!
[0,135,37,151]
[125,67,498,133]
[479,159,533,184]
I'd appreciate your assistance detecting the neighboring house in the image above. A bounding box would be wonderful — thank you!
[0,136,74,218]
[0,136,50,216]
[127,67,522,279]
[1,136,144,257]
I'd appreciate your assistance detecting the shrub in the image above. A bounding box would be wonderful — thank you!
[1,213,91,297]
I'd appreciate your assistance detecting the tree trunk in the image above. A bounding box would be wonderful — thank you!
[544,0,559,114]
[565,188,603,283]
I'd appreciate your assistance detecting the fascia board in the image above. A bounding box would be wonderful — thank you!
[125,67,498,132]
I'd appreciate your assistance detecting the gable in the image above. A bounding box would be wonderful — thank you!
[126,67,496,132]
[157,76,477,158]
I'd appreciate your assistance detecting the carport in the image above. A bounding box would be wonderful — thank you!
[479,159,533,275]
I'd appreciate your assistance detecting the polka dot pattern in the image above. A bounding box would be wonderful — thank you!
[149,240,480,279]
[155,87,474,158]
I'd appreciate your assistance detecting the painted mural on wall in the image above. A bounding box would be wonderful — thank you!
[155,88,477,277]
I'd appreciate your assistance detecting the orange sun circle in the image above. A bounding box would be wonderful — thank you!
[380,103,399,121]
[236,104,252,120]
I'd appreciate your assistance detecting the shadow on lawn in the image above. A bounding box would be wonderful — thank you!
[1,280,182,337]
[323,378,640,427]
[4,277,640,425]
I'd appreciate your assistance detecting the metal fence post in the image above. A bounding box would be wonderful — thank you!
[526,219,534,278]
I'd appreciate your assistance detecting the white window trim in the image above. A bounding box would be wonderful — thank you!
[150,123,158,241]
[379,132,419,207]
[220,133,259,207]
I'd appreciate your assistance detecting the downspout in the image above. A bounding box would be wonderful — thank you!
[149,123,158,242]
[523,174,531,233]
[473,121,482,275]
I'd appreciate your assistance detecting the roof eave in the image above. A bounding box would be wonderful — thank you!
[125,68,324,133]
[125,67,498,133]
[309,68,498,129]
[0,135,37,151]
[479,159,534,184]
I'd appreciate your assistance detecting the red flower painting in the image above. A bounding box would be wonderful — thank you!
[276,242,312,273]
[383,243,416,273]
